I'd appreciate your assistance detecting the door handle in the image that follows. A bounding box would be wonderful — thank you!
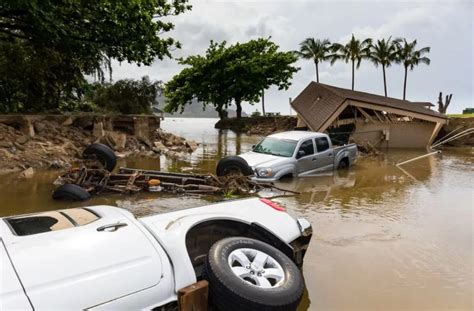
[312,157,317,161]
[97,222,128,232]
[328,153,333,156]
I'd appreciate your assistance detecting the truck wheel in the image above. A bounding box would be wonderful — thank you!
[83,143,117,172]
[52,184,91,201]
[337,157,349,169]
[203,237,304,311]
[216,156,253,177]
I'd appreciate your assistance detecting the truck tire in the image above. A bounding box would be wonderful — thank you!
[203,237,304,311]
[216,156,253,177]
[52,184,91,201]
[337,157,349,169]
[83,143,117,172]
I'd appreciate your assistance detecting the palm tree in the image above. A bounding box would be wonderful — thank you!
[295,38,332,82]
[397,39,431,100]
[369,37,399,97]
[331,34,372,90]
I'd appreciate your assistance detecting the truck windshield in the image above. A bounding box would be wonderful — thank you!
[253,137,297,157]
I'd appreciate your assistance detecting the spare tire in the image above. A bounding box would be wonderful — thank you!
[52,184,91,201]
[83,143,117,172]
[203,237,304,311]
[216,156,253,177]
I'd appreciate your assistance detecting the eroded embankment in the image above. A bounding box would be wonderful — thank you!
[0,114,197,175]
[438,117,474,146]
[214,116,297,135]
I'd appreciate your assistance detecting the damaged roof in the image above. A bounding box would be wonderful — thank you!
[291,82,447,131]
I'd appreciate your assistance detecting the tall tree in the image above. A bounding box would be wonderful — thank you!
[0,0,191,112]
[164,38,299,119]
[369,37,399,97]
[295,38,332,82]
[397,39,431,100]
[331,34,372,90]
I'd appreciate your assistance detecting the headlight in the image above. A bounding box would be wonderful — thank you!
[257,168,273,177]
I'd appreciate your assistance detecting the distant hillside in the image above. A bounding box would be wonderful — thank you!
[154,95,247,118]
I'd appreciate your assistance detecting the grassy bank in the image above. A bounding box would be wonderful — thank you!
[447,113,474,118]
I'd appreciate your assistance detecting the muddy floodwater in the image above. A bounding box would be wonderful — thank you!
[1,118,473,310]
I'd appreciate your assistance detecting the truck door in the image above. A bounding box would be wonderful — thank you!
[296,138,318,174]
[2,208,163,310]
[314,137,334,171]
[0,240,33,310]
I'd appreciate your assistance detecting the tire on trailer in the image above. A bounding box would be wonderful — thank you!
[83,143,117,172]
[203,237,304,311]
[216,156,253,177]
[52,184,91,201]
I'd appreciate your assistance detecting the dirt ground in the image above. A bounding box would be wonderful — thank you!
[0,119,197,176]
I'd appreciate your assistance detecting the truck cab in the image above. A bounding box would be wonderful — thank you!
[217,131,358,181]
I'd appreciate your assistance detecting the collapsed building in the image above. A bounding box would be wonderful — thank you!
[291,82,447,149]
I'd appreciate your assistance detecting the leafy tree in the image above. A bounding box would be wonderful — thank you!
[397,39,430,100]
[331,34,372,90]
[164,38,299,119]
[295,38,332,82]
[88,77,161,114]
[0,41,88,113]
[369,37,399,97]
[0,0,191,112]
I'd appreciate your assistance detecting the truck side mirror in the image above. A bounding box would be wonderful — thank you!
[251,144,256,150]
[296,150,306,159]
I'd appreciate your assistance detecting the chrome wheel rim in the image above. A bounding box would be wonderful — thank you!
[227,248,285,288]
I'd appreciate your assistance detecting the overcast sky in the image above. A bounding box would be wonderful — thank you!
[112,0,473,114]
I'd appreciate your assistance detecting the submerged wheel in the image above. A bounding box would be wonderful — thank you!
[337,157,349,169]
[203,237,304,311]
[216,156,253,177]
[52,184,91,201]
[83,143,117,172]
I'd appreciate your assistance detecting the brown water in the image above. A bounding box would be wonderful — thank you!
[1,118,473,310]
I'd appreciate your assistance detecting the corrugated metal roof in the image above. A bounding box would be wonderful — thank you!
[290,82,446,131]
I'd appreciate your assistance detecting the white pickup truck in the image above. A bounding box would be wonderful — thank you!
[0,198,311,311]
[216,131,358,181]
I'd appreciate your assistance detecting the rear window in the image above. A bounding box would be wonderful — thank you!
[315,137,330,152]
[6,209,99,236]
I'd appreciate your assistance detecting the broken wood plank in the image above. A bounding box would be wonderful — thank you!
[178,280,209,311]
[356,107,374,123]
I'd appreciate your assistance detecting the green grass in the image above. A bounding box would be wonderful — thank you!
[447,113,474,118]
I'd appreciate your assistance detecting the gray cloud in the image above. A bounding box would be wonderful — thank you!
[112,0,473,114]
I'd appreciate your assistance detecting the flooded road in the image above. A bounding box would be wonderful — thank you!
[1,118,473,310]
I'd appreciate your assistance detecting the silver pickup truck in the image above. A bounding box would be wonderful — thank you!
[216,131,358,181]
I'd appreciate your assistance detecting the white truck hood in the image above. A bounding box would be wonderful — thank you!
[238,151,290,168]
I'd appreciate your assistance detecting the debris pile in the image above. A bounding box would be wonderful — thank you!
[54,166,298,200]
[0,120,197,175]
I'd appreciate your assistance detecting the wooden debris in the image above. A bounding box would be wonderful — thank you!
[54,166,299,198]
[178,280,209,311]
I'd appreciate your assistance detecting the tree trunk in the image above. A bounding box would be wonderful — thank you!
[216,106,227,120]
[235,99,242,119]
[382,65,387,97]
[315,61,319,83]
[261,89,265,116]
[403,66,408,100]
[351,60,355,90]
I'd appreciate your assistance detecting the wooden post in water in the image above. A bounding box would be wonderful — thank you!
[178,280,209,311]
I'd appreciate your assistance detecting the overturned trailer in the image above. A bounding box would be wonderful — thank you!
[291,82,447,149]
[52,144,296,201]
